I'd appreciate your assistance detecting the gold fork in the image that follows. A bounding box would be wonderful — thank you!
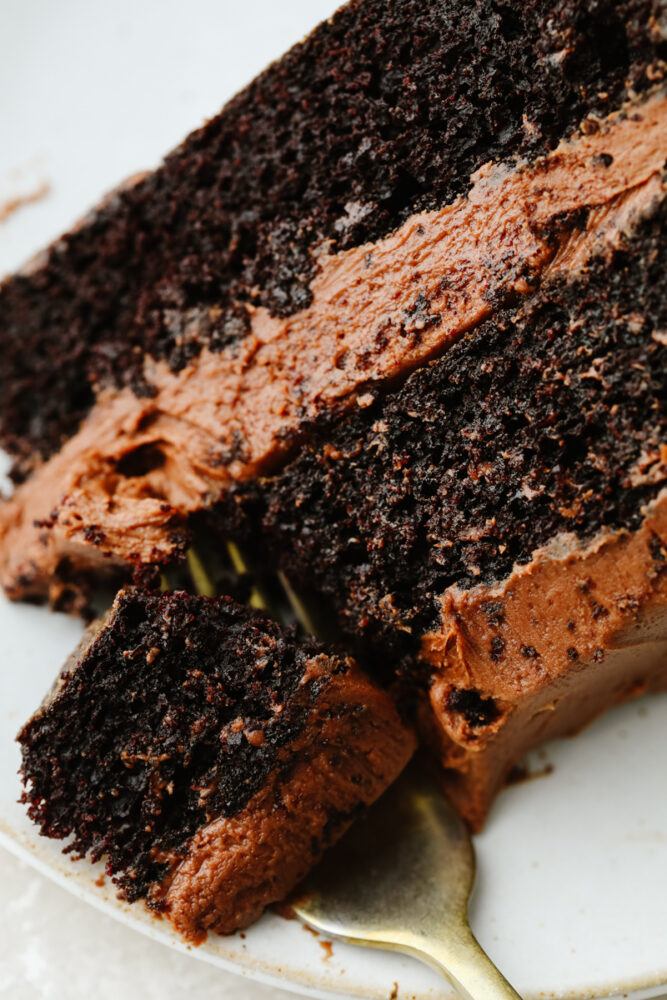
[292,764,521,999]
[187,544,522,999]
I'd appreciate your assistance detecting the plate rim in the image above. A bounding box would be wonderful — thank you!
[3,815,667,1000]
[0,824,353,1000]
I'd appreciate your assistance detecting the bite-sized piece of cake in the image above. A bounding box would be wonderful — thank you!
[18,588,415,940]
[0,0,665,602]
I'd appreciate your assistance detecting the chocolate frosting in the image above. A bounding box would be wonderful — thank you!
[153,654,416,940]
[419,491,667,828]
[1,89,666,600]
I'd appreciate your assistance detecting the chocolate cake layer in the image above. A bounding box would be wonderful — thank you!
[225,195,667,665]
[216,192,667,825]
[0,0,663,473]
[18,588,415,938]
[1,89,665,603]
[5,0,667,833]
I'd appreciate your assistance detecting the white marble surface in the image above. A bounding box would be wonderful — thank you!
[0,845,301,1000]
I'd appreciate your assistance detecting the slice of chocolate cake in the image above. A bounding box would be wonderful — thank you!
[2,0,667,826]
[221,196,667,827]
[18,588,415,940]
[0,0,665,600]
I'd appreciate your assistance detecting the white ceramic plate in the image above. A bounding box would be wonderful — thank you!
[2,582,667,1000]
[2,2,667,997]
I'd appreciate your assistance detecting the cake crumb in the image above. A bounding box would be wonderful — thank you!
[506,762,554,786]
[319,940,334,960]
[0,181,50,223]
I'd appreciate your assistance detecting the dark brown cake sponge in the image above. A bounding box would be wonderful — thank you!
[1,0,663,473]
[18,587,415,935]
[217,193,667,671]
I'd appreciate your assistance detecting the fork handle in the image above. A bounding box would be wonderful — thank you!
[411,926,523,1000]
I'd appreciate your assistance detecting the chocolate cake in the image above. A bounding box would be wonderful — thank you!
[18,587,415,939]
[222,197,667,825]
[3,0,667,826]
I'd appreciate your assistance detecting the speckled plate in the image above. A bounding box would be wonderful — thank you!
[2,2,667,997]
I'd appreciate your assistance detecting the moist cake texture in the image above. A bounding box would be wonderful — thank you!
[228,198,667,666]
[1,85,666,603]
[4,0,667,828]
[1,0,663,472]
[18,588,415,939]
[216,192,667,824]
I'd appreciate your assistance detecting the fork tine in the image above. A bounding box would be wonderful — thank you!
[224,541,279,616]
[277,570,319,637]
[186,549,217,597]
[182,541,324,640]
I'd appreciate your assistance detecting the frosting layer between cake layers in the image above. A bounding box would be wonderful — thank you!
[1,90,665,603]
[224,155,666,826]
